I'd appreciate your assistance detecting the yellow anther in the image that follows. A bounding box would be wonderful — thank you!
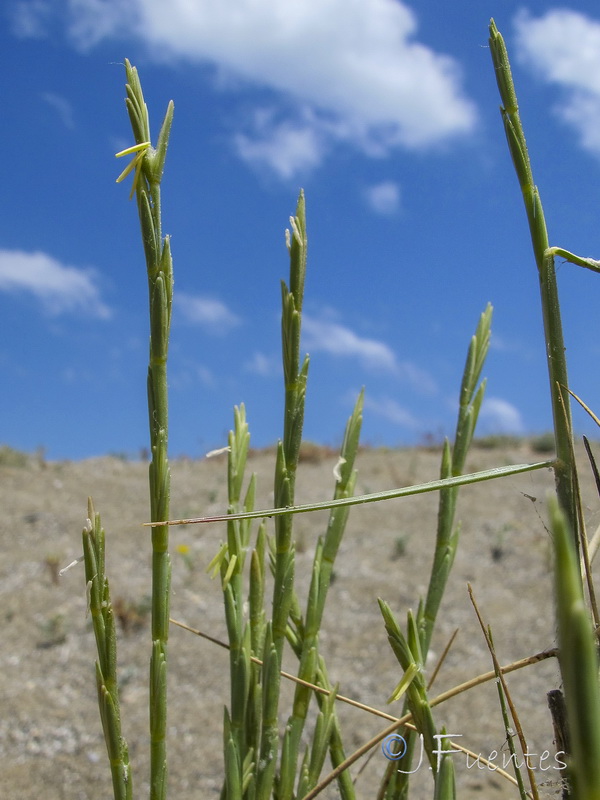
[115,141,151,199]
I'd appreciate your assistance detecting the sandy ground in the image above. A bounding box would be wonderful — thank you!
[1,440,595,799]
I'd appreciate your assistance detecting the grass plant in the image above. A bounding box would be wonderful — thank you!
[83,497,132,799]
[78,19,600,800]
[489,19,600,798]
[120,60,174,800]
[489,20,578,548]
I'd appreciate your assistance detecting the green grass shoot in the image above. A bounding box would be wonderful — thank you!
[77,21,600,800]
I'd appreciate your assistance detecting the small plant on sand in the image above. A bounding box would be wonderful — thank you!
[77,20,600,800]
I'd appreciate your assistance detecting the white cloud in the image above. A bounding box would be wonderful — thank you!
[234,108,326,179]
[363,394,419,429]
[169,359,216,389]
[479,397,524,435]
[303,315,397,372]
[489,332,510,352]
[244,351,279,377]
[10,0,53,38]
[303,314,437,393]
[13,0,477,175]
[175,292,240,333]
[364,181,401,215]
[514,10,600,93]
[515,10,600,155]
[0,249,110,318]
[556,92,600,155]
[41,91,75,129]
[397,361,437,396]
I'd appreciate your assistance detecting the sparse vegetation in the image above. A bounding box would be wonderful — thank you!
[72,19,600,800]
[473,435,523,450]
[0,445,32,468]
[391,535,408,560]
[530,432,557,454]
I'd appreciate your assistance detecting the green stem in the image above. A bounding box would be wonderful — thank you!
[83,499,133,800]
[280,393,363,798]
[121,59,174,800]
[421,305,491,655]
[221,406,255,796]
[548,247,600,274]
[272,192,308,660]
[165,459,552,526]
[550,497,600,799]
[489,20,578,546]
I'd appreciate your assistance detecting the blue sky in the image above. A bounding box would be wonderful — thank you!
[2,1,600,460]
